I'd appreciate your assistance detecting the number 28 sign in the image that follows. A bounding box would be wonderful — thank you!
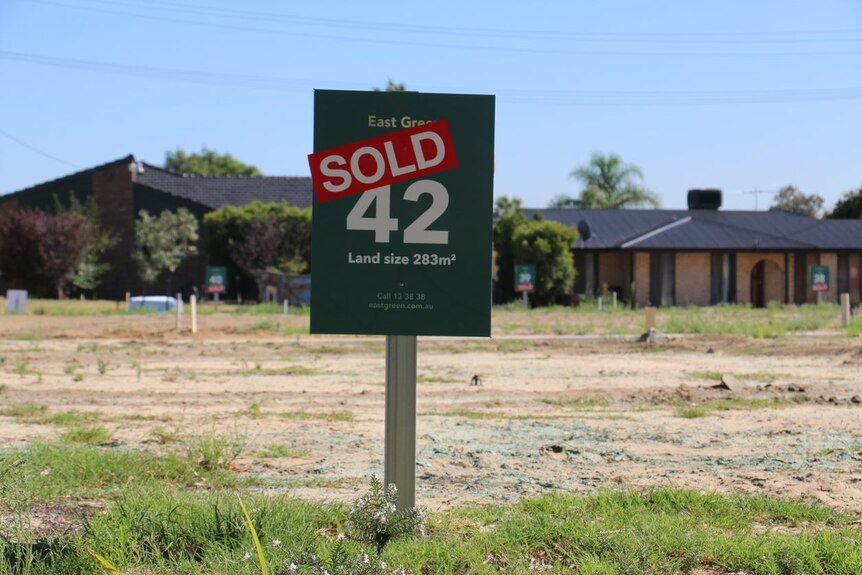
[308,90,495,337]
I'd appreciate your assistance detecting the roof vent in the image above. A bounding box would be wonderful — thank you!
[687,189,722,210]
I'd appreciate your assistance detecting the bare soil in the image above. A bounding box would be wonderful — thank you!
[1,314,861,514]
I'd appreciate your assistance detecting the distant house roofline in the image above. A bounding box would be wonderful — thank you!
[528,207,862,252]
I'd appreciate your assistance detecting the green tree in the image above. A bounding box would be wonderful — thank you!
[0,207,97,298]
[71,232,116,294]
[203,201,311,298]
[768,185,824,218]
[828,186,862,219]
[374,80,407,92]
[164,148,262,176]
[493,196,528,303]
[555,152,660,209]
[133,209,199,291]
[511,218,577,307]
[57,193,117,295]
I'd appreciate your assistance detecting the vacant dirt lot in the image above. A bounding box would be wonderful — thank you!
[1,313,861,514]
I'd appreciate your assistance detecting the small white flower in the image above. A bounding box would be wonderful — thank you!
[243,551,252,561]
[362,553,370,564]
[287,563,297,572]
[378,561,387,570]
[271,538,281,547]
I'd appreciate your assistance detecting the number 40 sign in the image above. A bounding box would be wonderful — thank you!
[308,90,495,337]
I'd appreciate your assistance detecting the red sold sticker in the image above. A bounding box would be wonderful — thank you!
[308,120,458,203]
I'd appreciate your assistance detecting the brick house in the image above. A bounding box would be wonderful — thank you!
[529,192,862,307]
[0,155,312,299]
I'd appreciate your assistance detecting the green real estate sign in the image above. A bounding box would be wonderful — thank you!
[309,89,495,336]
[205,266,227,294]
[810,265,830,292]
[514,265,535,293]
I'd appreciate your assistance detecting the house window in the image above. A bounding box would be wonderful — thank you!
[649,253,675,306]
[710,253,736,304]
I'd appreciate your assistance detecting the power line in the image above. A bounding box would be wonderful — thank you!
[49,0,862,44]
[0,128,83,169]
[26,0,862,58]
[4,50,862,106]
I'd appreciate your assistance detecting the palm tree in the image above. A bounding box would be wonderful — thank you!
[552,153,660,209]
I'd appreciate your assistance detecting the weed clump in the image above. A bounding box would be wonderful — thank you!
[344,474,426,554]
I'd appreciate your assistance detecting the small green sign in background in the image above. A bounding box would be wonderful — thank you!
[810,265,829,292]
[205,266,227,294]
[515,265,536,293]
[310,90,495,337]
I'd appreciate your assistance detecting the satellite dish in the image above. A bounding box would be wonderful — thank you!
[577,219,592,241]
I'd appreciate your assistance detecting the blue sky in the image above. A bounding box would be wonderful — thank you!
[1,0,860,211]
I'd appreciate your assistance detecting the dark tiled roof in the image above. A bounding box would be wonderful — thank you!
[529,208,862,251]
[136,163,312,210]
[2,155,134,197]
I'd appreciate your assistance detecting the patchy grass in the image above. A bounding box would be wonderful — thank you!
[47,410,104,426]
[252,444,310,459]
[14,356,29,377]
[59,425,113,445]
[539,397,610,409]
[491,301,848,338]
[675,406,711,418]
[712,397,796,410]
[675,397,798,418]
[422,408,572,421]
[236,320,309,335]
[0,443,244,499]
[150,426,182,444]
[230,364,318,377]
[277,410,355,423]
[0,484,858,575]
[11,299,127,316]
[185,429,246,471]
[417,375,460,384]
[0,402,48,419]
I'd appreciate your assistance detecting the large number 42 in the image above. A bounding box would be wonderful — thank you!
[346,180,449,244]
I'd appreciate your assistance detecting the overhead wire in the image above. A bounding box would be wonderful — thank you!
[41,0,862,44]
[0,128,83,169]
[3,49,862,106]
[24,0,862,57]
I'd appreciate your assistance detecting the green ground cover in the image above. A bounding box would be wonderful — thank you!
[1,443,860,575]
[10,299,859,339]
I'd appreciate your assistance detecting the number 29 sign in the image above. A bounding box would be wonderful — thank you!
[308,90,495,337]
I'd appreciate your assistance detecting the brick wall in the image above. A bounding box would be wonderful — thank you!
[786,254,795,304]
[819,253,838,302]
[674,253,710,306]
[91,162,136,300]
[736,253,785,306]
[598,252,630,299]
[633,252,650,307]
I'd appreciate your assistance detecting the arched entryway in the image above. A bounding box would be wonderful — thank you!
[750,259,783,308]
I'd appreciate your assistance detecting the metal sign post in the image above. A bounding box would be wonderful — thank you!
[384,335,417,511]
